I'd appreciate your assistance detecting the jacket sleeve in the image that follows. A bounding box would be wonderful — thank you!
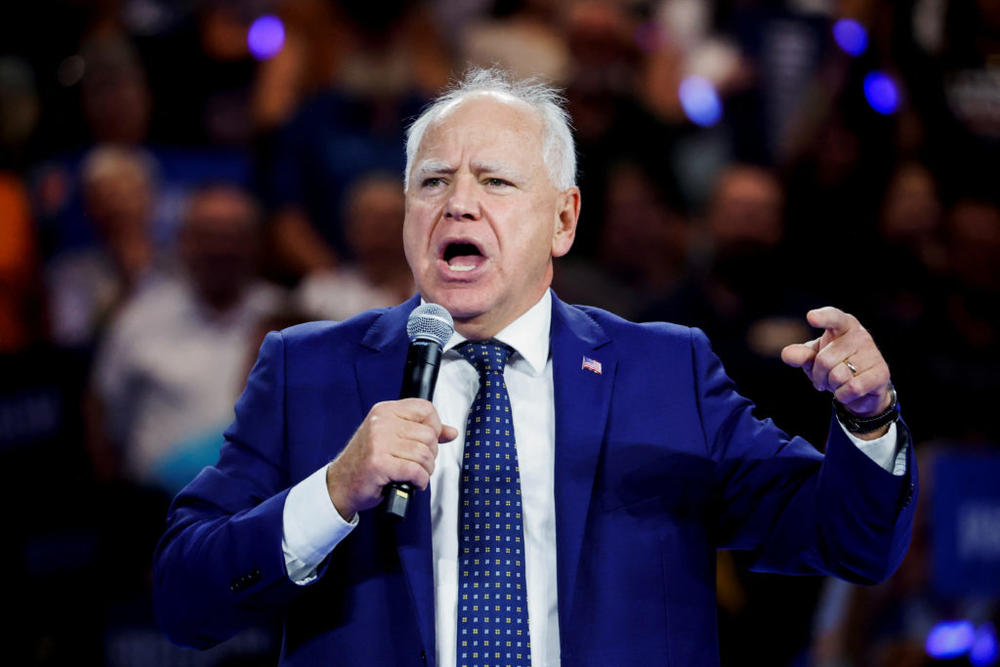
[152,330,330,648]
[691,327,918,583]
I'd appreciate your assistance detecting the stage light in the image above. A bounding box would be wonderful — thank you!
[679,75,722,127]
[248,15,285,61]
[863,71,900,115]
[833,19,867,56]
[926,620,976,659]
[971,623,999,666]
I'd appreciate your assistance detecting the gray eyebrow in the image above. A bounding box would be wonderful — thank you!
[471,161,524,183]
[411,159,455,181]
[409,159,526,185]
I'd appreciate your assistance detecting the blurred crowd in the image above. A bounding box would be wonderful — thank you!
[1,0,998,665]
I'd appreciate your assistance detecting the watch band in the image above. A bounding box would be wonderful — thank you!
[834,384,899,434]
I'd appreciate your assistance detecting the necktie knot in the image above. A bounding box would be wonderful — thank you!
[459,341,512,376]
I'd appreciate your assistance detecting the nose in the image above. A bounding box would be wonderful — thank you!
[444,175,480,221]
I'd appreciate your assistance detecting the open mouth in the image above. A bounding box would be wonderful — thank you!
[442,242,484,272]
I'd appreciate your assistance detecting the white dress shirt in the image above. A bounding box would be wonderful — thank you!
[281,291,903,667]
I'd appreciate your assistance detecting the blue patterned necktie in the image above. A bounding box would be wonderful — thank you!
[456,341,531,667]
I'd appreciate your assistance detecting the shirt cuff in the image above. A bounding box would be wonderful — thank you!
[839,420,907,476]
[282,463,358,585]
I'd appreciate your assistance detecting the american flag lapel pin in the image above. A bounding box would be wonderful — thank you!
[581,356,602,375]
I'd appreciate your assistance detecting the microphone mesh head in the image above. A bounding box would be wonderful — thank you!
[406,303,454,346]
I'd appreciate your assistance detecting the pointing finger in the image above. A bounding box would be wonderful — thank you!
[806,307,854,336]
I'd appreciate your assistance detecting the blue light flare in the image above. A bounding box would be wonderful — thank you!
[926,620,976,659]
[248,15,285,61]
[679,76,722,127]
[833,19,868,56]
[972,623,999,666]
[863,71,901,115]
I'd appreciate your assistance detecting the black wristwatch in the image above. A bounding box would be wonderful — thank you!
[834,384,899,435]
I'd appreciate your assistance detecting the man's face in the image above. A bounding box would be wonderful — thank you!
[403,95,579,339]
[180,188,259,310]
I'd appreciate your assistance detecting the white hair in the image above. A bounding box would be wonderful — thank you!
[404,67,577,192]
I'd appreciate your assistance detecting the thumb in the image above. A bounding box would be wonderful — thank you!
[781,340,819,368]
[439,424,459,443]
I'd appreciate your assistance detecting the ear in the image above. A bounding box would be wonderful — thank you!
[551,186,581,258]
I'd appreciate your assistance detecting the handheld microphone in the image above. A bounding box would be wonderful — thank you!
[383,303,454,519]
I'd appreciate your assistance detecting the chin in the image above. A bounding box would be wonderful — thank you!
[435,294,490,322]
[427,290,494,329]
[420,275,484,309]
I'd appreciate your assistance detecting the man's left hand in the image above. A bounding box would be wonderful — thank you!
[780,307,893,436]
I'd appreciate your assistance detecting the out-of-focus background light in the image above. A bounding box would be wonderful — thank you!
[926,620,977,659]
[247,15,284,61]
[863,70,901,115]
[972,623,999,666]
[678,75,722,127]
[833,18,868,57]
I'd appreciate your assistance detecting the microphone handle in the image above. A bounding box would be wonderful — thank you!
[384,340,443,519]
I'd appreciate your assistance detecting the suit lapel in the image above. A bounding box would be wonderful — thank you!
[355,296,437,662]
[549,294,615,630]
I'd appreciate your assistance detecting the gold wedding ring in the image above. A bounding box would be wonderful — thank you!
[843,359,859,376]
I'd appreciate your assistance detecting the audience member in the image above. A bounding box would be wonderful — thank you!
[858,162,949,440]
[90,183,283,491]
[253,0,450,134]
[0,172,40,352]
[32,35,154,261]
[296,172,414,320]
[458,0,570,84]
[259,0,451,279]
[643,163,819,427]
[44,145,159,349]
[811,443,999,667]
[0,57,43,352]
[561,1,689,257]
[923,198,1000,442]
[553,159,688,318]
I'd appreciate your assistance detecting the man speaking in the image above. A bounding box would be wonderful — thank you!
[154,69,915,666]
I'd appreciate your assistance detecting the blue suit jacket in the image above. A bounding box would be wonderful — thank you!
[154,293,916,666]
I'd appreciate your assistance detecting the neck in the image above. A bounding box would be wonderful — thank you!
[450,288,549,341]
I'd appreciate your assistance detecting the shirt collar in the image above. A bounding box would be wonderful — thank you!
[435,290,552,376]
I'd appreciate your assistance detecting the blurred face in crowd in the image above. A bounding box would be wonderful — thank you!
[180,186,260,311]
[601,163,686,284]
[83,163,154,241]
[705,165,785,284]
[345,175,407,275]
[948,199,1000,291]
[403,95,579,338]
[82,62,151,146]
[707,166,784,249]
[881,163,942,243]
[82,153,155,283]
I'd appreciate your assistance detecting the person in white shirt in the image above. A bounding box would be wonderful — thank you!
[93,183,283,491]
